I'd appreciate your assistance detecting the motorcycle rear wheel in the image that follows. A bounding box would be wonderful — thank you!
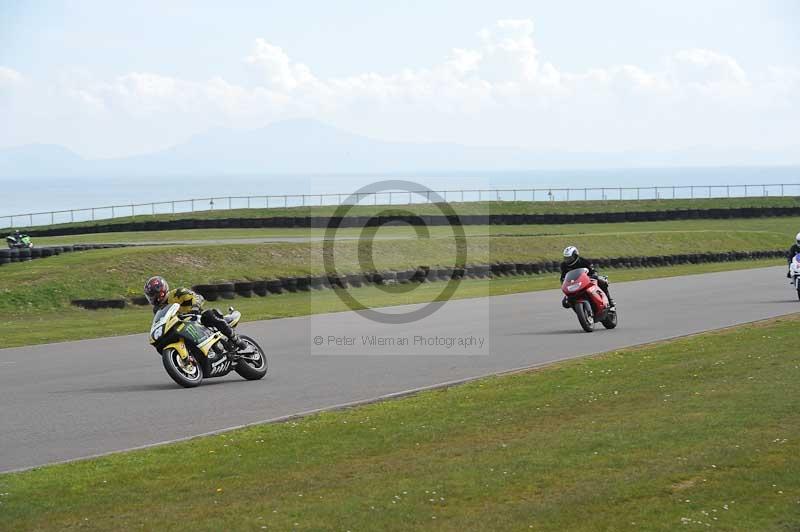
[234,335,268,381]
[575,303,594,333]
[162,348,204,388]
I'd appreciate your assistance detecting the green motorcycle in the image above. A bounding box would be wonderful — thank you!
[6,233,33,249]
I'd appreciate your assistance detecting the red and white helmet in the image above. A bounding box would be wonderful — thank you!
[144,276,169,305]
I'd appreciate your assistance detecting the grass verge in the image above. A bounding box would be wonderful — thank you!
[7,195,800,233]
[0,225,790,313]
[2,313,798,531]
[30,215,800,245]
[1,258,782,349]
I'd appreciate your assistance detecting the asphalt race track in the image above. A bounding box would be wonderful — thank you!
[0,266,795,473]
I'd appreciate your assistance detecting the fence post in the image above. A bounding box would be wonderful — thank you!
[29,214,33,226]
[171,201,175,214]
[228,197,231,210]
[781,184,785,196]
[51,212,54,225]
[192,199,195,212]
[112,206,115,219]
[91,208,95,221]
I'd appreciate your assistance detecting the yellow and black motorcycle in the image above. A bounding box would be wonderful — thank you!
[149,303,268,388]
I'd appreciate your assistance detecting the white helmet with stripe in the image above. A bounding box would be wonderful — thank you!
[563,245,580,265]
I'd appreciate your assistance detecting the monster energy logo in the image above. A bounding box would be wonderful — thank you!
[183,323,205,343]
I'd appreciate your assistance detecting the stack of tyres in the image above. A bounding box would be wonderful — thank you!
[192,284,219,302]
[0,249,9,265]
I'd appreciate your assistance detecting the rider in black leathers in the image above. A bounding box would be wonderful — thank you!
[787,232,800,278]
[560,246,615,308]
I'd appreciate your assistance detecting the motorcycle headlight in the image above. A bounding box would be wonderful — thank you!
[567,284,581,292]
[152,326,164,341]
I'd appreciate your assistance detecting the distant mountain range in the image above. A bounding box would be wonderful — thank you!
[1,119,798,178]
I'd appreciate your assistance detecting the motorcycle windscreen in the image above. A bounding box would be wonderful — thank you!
[152,305,172,326]
[563,268,589,283]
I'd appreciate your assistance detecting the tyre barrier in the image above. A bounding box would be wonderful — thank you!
[0,243,132,267]
[252,280,269,297]
[68,249,787,308]
[193,284,219,302]
[296,276,311,292]
[216,283,236,300]
[71,299,127,310]
[281,277,299,293]
[266,279,284,294]
[17,204,800,238]
[129,296,150,306]
[234,281,254,298]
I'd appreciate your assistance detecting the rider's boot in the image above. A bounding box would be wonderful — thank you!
[228,333,248,353]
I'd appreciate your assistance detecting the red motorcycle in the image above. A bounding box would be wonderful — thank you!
[561,268,618,332]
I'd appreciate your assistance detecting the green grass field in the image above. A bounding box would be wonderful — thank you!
[1,215,793,348]
[6,195,800,233]
[29,215,800,245]
[0,227,790,314]
[2,314,798,531]
[1,258,782,349]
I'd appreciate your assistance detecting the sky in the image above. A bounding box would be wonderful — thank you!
[0,0,799,159]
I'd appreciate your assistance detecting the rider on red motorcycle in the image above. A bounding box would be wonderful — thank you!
[560,246,615,308]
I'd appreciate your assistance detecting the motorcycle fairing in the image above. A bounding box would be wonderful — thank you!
[175,321,225,356]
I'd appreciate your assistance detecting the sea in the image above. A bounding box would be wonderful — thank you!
[2,166,799,226]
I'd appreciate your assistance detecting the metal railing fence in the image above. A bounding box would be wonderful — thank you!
[2,183,799,229]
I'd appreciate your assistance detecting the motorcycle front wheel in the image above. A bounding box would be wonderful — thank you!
[575,303,594,333]
[234,335,268,381]
[162,348,204,388]
[602,309,618,329]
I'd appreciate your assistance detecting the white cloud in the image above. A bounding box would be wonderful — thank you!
[245,38,317,91]
[3,19,799,156]
[0,66,23,88]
